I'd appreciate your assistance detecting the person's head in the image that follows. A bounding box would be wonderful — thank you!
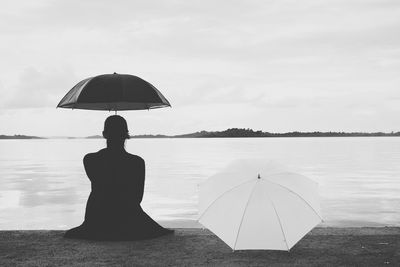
[102,115,130,146]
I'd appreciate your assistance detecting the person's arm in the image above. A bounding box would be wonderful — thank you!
[83,154,95,182]
[133,157,145,204]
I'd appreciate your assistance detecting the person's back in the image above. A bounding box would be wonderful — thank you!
[64,115,173,240]
[83,149,144,223]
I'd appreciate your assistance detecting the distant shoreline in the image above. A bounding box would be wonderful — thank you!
[0,135,44,140]
[1,128,400,139]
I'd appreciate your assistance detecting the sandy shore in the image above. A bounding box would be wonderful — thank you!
[1,227,399,266]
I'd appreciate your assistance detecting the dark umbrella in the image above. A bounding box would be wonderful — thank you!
[57,73,171,112]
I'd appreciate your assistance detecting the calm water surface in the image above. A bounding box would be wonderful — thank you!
[0,137,399,229]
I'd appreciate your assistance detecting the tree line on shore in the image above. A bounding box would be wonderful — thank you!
[2,128,400,139]
[88,128,400,138]
[172,128,400,138]
[0,135,43,139]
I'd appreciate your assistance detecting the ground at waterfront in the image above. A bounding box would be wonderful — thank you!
[1,227,399,266]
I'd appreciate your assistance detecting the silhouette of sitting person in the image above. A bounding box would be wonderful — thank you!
[64,115,174,240]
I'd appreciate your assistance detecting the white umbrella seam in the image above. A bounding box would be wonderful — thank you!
[260,178,323,221]
[197,179,256,221]
[263,188,290,251]
[233,180,258,250]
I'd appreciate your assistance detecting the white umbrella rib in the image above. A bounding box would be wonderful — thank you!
[233,181,258,250]
[264,189,290,251]
[260,178,323,221]
[198,179,256,220]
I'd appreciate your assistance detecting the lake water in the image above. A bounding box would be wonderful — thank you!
[0,137,399,230]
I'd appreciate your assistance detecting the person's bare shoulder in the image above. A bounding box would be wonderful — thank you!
[83,150,103,164]
[126,153,145,164]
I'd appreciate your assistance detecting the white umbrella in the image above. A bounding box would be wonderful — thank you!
[198,160,322,251]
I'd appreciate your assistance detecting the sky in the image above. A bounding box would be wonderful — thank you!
[1,0,400,136]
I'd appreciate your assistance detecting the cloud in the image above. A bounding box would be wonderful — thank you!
[0,0,400,134]
[3,67,78,109]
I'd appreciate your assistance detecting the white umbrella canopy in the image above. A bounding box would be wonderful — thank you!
[198,159,322,251]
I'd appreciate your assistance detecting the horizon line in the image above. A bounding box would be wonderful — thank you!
[2,128,400,139]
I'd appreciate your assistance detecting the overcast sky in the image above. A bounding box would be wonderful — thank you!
[1,0,400,136]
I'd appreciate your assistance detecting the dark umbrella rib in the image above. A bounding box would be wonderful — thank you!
[152,86,171,107]
[57,77,94,108]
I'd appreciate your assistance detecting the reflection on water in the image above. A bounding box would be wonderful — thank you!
[0,137,400,229]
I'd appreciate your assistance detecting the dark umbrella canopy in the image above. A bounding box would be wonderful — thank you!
[57,73,171,111]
